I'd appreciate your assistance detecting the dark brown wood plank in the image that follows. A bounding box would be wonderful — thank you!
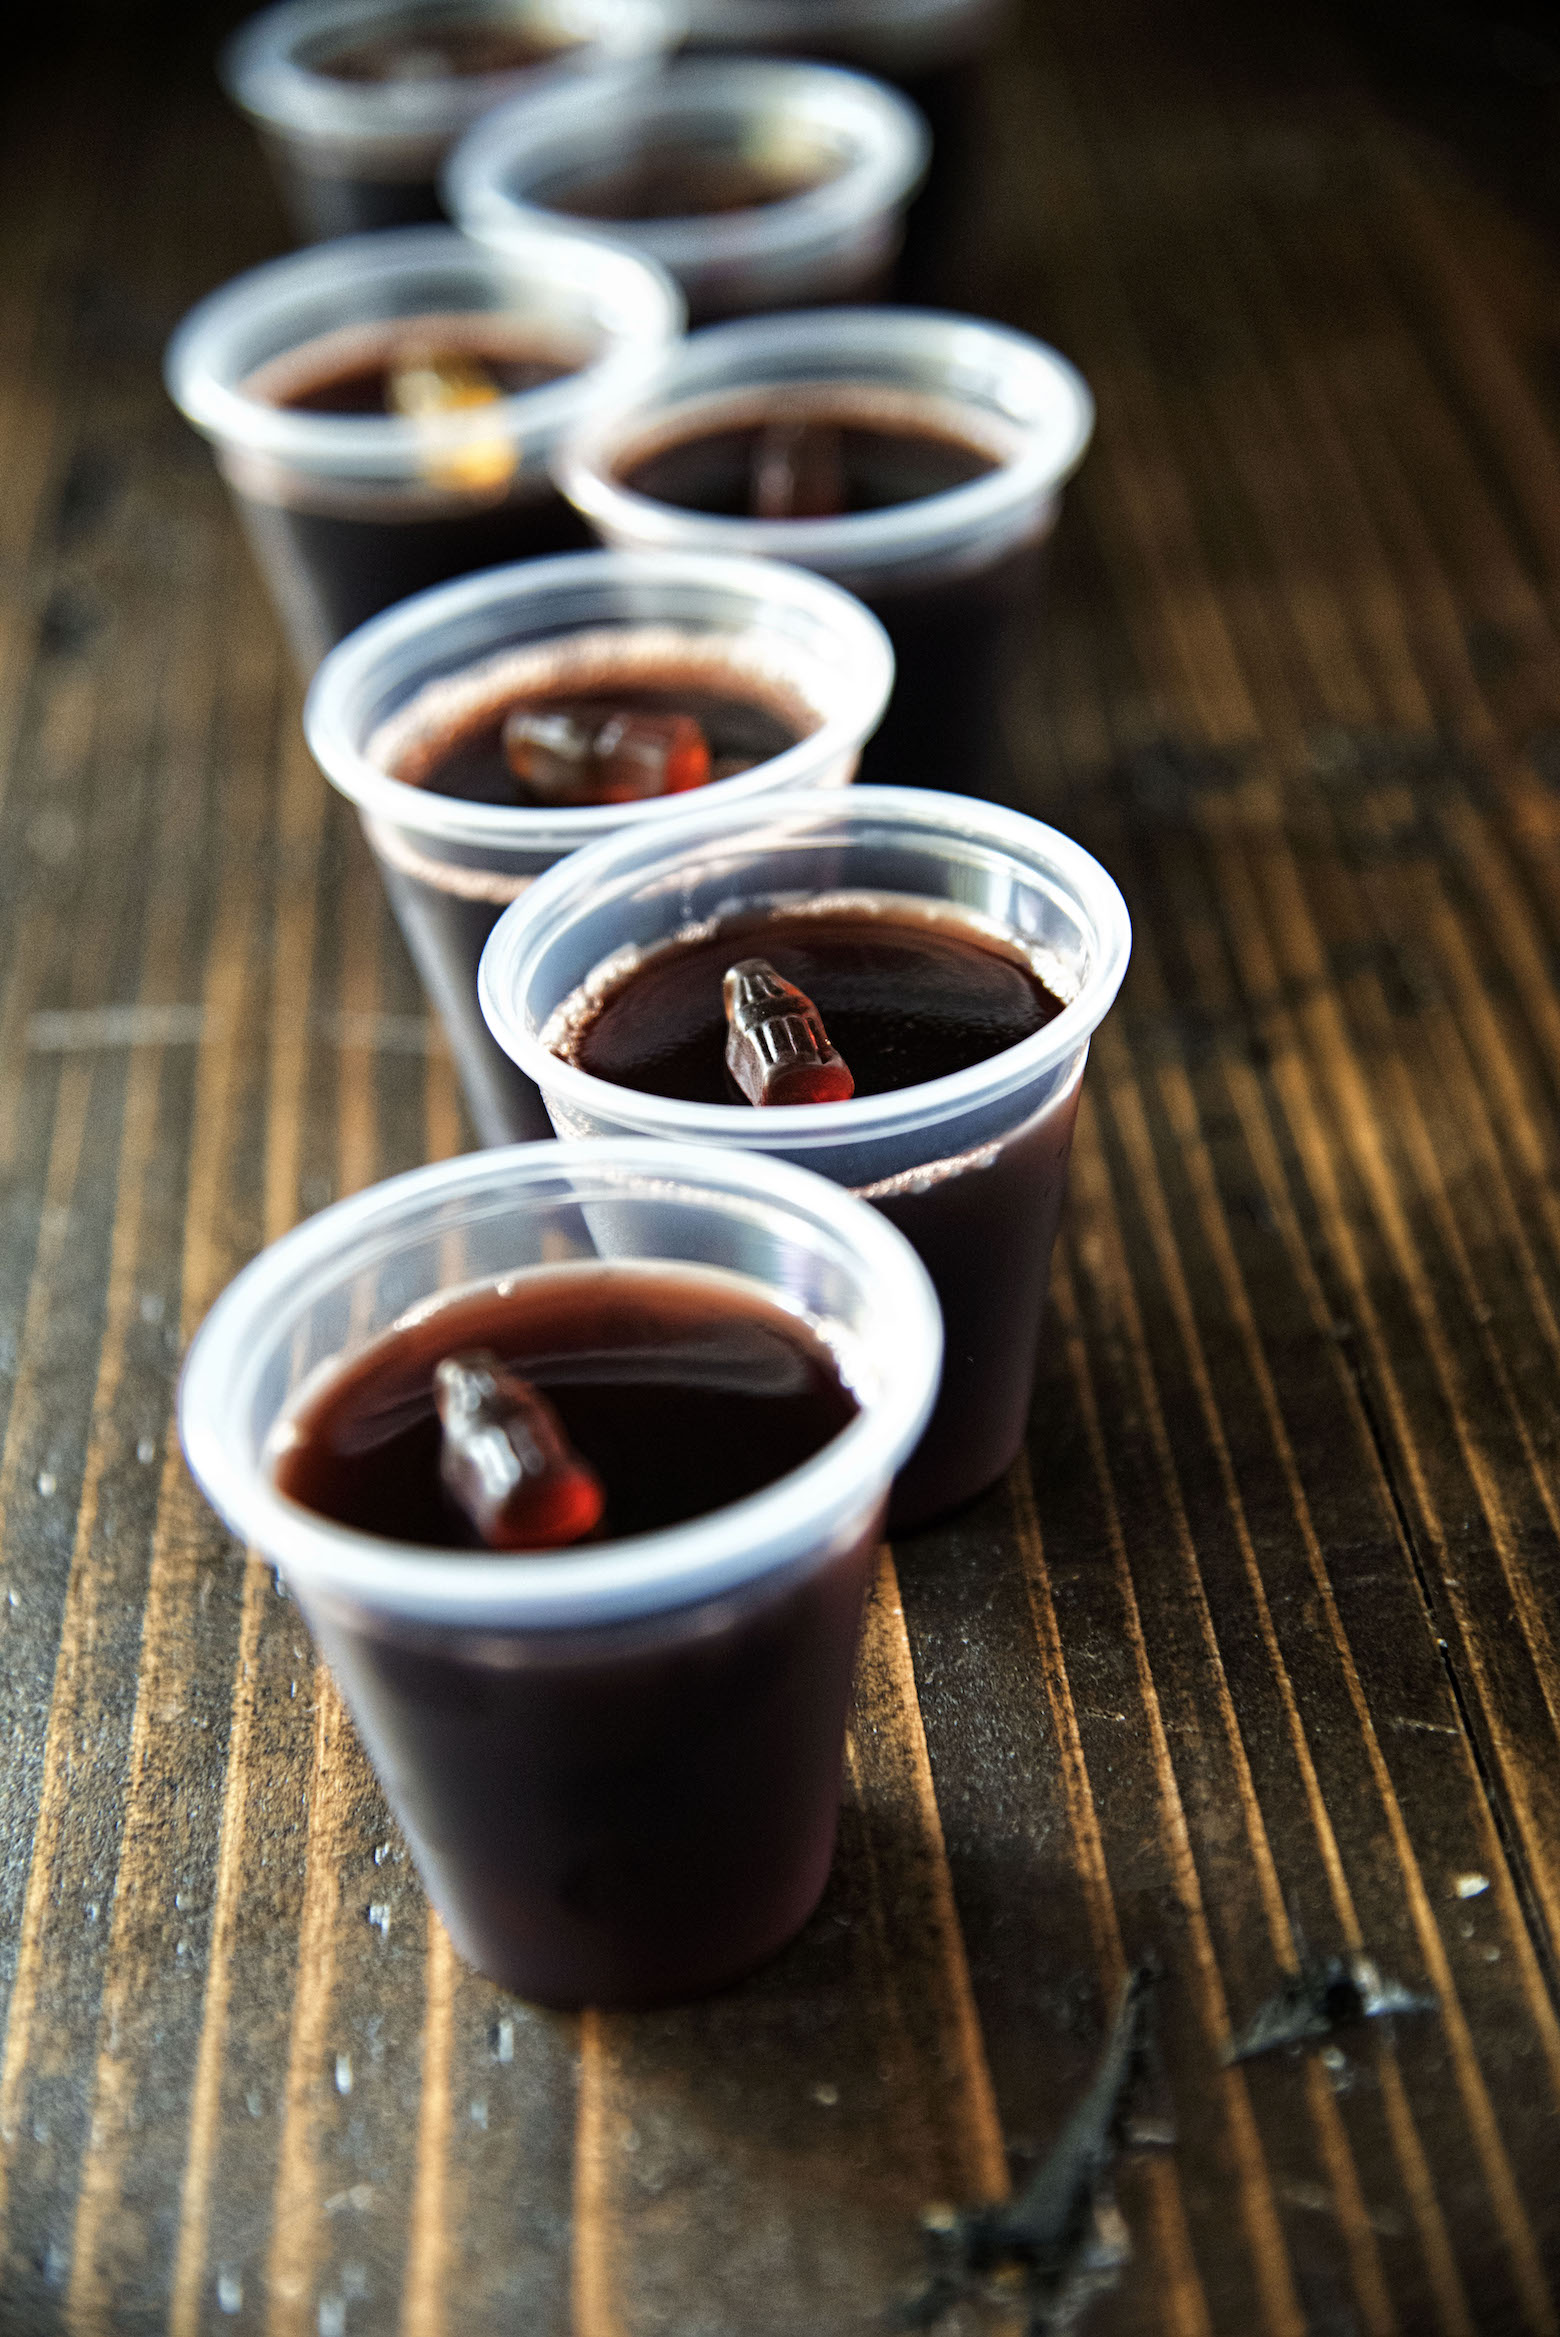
[4,1,1560,2331]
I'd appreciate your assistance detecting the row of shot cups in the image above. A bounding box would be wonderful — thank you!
[221,0,1003,248]
[176,0,1134,2008]
[173,0,1085,752]
[165,194,1099,1156]
[179,746,1130,2004]
[175,526,1128,1994]
[298,525,1129,1520]
[166,226,1092,714]
[169,0,1107,1509]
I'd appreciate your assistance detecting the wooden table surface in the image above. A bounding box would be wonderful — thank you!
[3,1,1560,2330]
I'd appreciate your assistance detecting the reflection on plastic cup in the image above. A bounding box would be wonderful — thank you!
[479,786,1130,1527]
[303,549,894,1143]
[178,1139,941,2005]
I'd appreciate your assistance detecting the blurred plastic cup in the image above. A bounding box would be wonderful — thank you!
[555,307,1092,791]
[303,548,895,1143]
[165,224,683,672]
[479,785,1130,1527]
[446,57,929,323]
[179,1138,941,2006]
[221,0,686,242]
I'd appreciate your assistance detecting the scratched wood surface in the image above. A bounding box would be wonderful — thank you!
[2,0,1559,2330]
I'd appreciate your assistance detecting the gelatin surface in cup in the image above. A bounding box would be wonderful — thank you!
[272,1259,861,1546]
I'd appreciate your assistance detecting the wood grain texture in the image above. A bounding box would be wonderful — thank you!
[1,0,1559,2329]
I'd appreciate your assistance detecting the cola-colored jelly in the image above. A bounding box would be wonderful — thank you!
[273,1262,858,1544]
[558,896,1064,1099]
[233,316,593,658]
[311,19,582,82]
[619,407,994,518]
[271,1262,874,2004]
[547,894,1076,1524]
[544,141,842,225]
[265,339,570,416]
[610,389,1037,790]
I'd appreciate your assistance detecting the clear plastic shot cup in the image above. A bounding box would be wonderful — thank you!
[165,224,683,673]
[479,787,1130,1528]
[445,58,930,324]
[555,308,1093,790]
[178,1139,942,2007]
[221,0,685,243]
[303,549,895,1144]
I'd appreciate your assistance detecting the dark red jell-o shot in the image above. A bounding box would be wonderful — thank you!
[232,313,597,653]
[303,551,893,1146]
[179,1142,941,2007]
[270,1265,872,2005]
[557,312,1094,793]
[479,788,1132,1527]
[164,228,682,673]
[540,895,1072,1523]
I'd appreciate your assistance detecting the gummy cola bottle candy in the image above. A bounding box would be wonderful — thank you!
[434,1349,605,1547]
[388,350,517,494]
[503,703,712,804]
[751,422,845,521]
[723,958,855,1107]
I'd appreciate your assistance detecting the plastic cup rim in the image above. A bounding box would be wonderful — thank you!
[555,306,1095,574]
[302,547,897,854]
[177,1138,943,1629]
[163,223,685,476]
[445,56,931,279]
[478,782,1132,1147]
[220,0,686,147]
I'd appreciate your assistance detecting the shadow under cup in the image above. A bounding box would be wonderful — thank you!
[478,788,1131,1527]
[177,1142,941,2006]
[303,552,895,1145]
